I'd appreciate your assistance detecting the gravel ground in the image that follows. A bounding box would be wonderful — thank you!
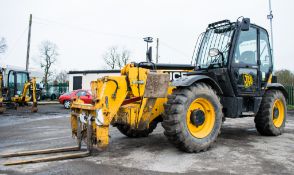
[0,104,293,175]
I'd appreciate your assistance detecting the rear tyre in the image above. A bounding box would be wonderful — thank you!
[162,83,223,152]
[255,90,286,136]
[117,119,159,138]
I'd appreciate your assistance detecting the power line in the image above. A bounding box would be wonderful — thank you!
[4,26,29,61]
[33,16,141,41]
[32,16,192,62]
[160,40,191,58]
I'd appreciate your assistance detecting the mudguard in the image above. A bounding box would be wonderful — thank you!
[266,83,288,99]
[172,75,223,95]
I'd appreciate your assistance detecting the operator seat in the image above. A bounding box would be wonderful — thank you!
[239,51,256,65]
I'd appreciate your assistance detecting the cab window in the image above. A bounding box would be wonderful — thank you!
[259,29,272,82]
[16,73,28,95]
[234,27,257,66]
[8,72,15,89]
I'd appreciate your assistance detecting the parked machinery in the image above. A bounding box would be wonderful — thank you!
[2,17,287,165]
[0,69,38,113]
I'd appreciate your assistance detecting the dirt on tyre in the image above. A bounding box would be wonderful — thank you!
[162,83,223,153]
[117,119,159,138]
[255,90,286,136]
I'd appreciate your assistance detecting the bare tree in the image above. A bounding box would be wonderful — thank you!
[0,37,7,54]
[55,70,69,83]
[103,46,131,69]
[103,46,119,69]
[117,49,130,69]
[39,40,58,86]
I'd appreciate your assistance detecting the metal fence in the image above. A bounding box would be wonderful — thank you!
[46,83,69,93]
[285,86,294,105]
[43,83,69,99]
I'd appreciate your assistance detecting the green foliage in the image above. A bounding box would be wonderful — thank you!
[275,69,294,86]
[287,105,294,111]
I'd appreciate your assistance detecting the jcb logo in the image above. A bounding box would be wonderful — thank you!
[243,74,253,88]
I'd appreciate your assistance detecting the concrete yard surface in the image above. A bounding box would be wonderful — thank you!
[0,105,293,175]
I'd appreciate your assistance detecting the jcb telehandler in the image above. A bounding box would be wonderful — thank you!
[2,17,287,165]
[0,69,38,113]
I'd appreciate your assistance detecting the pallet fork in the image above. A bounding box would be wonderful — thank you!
[1,114,93,166]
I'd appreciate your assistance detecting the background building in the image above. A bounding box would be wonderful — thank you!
[0,64,44,85]
[68,70,120,92]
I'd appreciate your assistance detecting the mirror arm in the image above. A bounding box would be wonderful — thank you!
[220,52,225,66]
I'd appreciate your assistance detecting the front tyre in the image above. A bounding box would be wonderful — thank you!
[255,90,286,136]
[162,83,223,153]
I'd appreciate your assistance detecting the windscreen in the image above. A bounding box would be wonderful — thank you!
[196,24,235,69]
[16,73,29,95]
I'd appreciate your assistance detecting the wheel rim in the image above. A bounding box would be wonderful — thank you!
[272,99,285,128]
[186,98,215,139]
[64,101,70,108]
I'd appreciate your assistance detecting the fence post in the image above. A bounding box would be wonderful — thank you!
[285,86,294,106]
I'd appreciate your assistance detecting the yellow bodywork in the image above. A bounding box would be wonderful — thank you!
[11,77,38,112]
[70,63,194,149]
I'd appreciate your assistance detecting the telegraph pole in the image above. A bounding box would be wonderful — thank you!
[25,14,32,71]
[267,0,274,62]
[156,38,159,63]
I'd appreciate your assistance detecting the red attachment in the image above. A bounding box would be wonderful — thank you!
[122,97,142,106]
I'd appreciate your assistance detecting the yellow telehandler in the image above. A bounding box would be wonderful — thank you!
[69,18,287,153]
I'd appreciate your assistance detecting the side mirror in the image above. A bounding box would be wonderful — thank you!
[240,18,250,31]
[209,48,220,57]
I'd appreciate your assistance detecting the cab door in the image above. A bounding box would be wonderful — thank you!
[259,29,273,89]
[15,72,29,96]
[231,26,260,96]
[7,70,16,97]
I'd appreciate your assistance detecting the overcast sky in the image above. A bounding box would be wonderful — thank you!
[0,0,293,72]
